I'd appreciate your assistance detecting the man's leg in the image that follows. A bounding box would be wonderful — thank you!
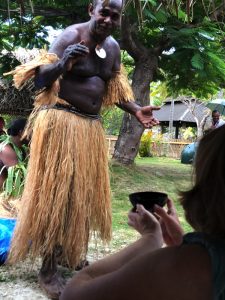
[38,246,66,299]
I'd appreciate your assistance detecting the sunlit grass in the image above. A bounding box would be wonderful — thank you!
[110,157,193,246]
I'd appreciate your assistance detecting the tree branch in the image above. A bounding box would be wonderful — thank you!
[120,15,148,61]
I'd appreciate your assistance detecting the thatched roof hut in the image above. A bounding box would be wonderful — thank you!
[0,78,34,116]
[0,49,41,116]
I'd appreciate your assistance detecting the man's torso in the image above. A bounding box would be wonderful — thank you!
[51,23,120,114]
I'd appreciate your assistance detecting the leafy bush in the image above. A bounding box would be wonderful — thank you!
[3,163,27,198]
[0,134,28,198]
[139,131,152,157]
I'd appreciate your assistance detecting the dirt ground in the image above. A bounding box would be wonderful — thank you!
[0,197,50,299]
[0,257,76,300]
[0,281,48,300]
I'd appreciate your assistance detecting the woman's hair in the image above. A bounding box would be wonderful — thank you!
[7,118,27,137]
[180,124,225,237]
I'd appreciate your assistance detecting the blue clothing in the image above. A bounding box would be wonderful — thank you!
[0,218,16,264]
[183,232,225,300]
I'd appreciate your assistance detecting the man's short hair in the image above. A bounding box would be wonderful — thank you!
[212,110,220,115]
[93,0,123,8]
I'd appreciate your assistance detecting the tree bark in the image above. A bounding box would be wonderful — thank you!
[113,17,160,165]
[113,58,157,164]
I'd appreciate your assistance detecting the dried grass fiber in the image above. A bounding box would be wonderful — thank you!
[8,109,112,268]
[103,65,134,107]
[4,51,59,89]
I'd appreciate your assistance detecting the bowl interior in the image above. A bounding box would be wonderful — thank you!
[129,191,167,211]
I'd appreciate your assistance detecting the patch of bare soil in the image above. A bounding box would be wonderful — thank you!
[0,259,49,299]
[0,197,49,299]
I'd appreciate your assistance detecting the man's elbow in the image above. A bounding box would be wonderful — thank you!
[34,76,46,90]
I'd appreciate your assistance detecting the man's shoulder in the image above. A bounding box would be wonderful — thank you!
[105,36,119,49]
[55,22,87,42]
[217,119,225,127]
[61,24,81,41]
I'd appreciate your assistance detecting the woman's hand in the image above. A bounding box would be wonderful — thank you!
[154,199,184,246]
[128,204,162,237]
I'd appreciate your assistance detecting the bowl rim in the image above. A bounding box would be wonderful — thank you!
[129,191,168,198]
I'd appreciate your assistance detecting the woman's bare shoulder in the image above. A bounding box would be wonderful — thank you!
[135,244,212,300]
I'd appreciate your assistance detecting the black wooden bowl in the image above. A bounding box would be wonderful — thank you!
[129,191,167,212]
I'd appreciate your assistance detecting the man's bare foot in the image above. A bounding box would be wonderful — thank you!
[38,272,66,300]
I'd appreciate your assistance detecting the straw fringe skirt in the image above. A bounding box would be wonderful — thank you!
[8,108,112,267]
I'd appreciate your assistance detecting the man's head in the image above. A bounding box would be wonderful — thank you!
[89,0,123,40]
[212,110,221,125]
[7,118,27,137]
[92,0,123,9]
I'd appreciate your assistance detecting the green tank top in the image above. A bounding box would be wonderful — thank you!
[183,232,225,300]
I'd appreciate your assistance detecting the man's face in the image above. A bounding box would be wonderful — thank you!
[89,0,122,39]
[212,112,220,124]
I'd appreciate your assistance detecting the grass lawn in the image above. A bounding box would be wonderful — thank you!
[109,156,193,250]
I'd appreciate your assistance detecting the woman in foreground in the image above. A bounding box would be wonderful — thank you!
[61,125,225,300]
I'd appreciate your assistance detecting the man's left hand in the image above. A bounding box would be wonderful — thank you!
[135,106,160,128]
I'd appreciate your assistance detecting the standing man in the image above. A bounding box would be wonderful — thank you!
[211,110,225,129]
[7,0,159,298]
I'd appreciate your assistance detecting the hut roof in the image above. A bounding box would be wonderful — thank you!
[0,78,34,116]
[0,49,40,116]
[154,98,209,125]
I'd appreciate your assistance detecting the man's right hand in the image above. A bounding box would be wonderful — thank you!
[60,43,89,72]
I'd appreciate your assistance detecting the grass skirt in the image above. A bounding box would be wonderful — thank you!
[8,109,112,267]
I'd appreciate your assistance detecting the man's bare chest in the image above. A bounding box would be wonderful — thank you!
[69,52,115,81]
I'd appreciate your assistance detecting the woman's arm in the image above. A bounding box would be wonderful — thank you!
[61,205,163,297]
[61,244,212,300]
[71,205,163,283]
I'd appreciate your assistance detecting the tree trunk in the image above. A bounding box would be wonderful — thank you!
[113,58,157,164]
[113,16,160,165]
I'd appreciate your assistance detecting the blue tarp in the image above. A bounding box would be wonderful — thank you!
[181,142,198,164]
[0,218,16,264]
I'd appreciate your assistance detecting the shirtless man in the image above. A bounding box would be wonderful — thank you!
[35,0,159,127]
[8,0,159,298]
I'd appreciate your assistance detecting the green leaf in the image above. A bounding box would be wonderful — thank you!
[5,166,14,196]
[13,169,22,196]
[191,53,204,70]
[155,10,168,23]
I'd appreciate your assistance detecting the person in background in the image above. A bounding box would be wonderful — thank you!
[211,110,225,129]
[0,118,27,189]
[61,124,225,300]
[0,117,6,136]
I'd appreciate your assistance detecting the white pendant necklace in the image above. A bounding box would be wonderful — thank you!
[95,45,107,59]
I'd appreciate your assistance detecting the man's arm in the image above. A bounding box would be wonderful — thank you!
[117,101,160,128]
[0,144,18,167]
[35,29,89,89]
[111,41,160,128]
